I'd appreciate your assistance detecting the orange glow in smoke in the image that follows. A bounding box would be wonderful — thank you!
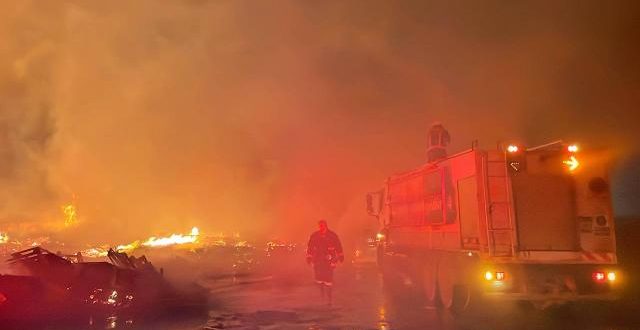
[62,203,78,227]
[0,232,8,244]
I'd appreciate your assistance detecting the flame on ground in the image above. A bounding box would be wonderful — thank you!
[142,227,199,247]
[80,227,200,257]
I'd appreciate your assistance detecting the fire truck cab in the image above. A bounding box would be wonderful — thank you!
[367,141,618,311]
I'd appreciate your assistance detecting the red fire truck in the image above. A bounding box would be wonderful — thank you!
[367,140,618,311]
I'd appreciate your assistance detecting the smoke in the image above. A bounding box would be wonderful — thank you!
[1,0,639,243]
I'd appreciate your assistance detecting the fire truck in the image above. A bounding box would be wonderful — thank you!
[367,140,618,311]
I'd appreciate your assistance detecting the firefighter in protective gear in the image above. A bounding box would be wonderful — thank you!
[427,122,450,162]
[306,220,344,305]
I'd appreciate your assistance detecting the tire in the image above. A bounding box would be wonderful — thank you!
[423,260,438,307]
[437,259,471,313]
[450,285,472,314]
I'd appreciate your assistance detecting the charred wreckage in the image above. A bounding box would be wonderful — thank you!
[0,246,205,326]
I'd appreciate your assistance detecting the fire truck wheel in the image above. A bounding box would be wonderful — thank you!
[450,285,472,314]
[437,262,471,312]
[422,263,437,307]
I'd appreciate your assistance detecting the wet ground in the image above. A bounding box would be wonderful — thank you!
[99,260,637,330]
[6,262,640,329]
[204,264,640,330]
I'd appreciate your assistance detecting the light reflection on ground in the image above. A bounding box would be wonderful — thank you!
[34,260,636,329]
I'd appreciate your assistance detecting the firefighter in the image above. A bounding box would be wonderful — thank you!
[306,220,344,305]
[427,122,450,162]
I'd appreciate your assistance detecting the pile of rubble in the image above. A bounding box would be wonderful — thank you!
[0,246,206,326]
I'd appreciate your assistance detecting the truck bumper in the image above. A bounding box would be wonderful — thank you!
[483,291,619,303]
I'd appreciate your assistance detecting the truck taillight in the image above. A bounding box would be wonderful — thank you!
[592,271,616,283]
[592,272,606,283]
[484,271,505,281]
[484,271,493,281]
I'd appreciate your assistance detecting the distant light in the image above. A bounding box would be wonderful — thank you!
[376,233,385,240]
[607,272,616,282]
[467,252,473,257]
[507,145,519,153]
[563,156,580,172]
[484,271,494,281]
[568,144,579,153]
[496,272,505,281]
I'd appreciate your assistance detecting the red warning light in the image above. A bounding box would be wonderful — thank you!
[592,271,606,283]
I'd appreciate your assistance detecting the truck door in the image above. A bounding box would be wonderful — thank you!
[458,176,481,249]
[512,173,578,251]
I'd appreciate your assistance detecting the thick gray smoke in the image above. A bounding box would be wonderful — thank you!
[1,1,639,244]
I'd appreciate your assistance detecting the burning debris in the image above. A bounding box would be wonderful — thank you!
[0,221,303,328]
[265,240,296,257]
[142,227,200,248]
[0,245,207,327]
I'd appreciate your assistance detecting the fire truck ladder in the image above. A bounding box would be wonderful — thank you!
[484,152,516,257]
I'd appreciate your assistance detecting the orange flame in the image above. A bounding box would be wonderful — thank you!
[142,227,199,247]
[62,203,78,227]
[81,227,201,258]
[0,232,8,244]
[82,247,108,258]
[115,241,140,253]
